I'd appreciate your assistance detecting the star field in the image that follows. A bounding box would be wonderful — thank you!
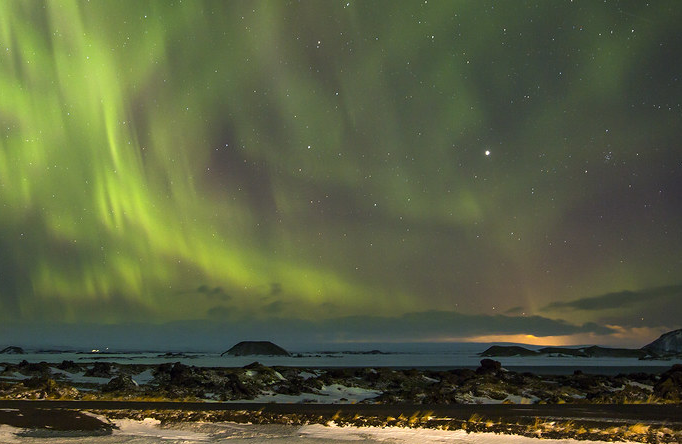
[0,0,681,346]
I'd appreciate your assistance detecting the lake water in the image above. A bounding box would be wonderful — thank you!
[1,343,680,375]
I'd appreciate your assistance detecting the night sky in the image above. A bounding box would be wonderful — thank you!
[1,1,681,348]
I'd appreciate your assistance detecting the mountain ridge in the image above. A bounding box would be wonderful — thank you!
[481,328,682,359]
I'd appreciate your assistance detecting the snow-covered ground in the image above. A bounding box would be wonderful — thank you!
[300,423,640,444]
[49,368,111,385]
[0,418,642,443]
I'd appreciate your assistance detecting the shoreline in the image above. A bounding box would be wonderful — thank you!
[1,400,681,443]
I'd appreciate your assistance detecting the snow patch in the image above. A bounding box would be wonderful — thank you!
[298,423,641,443]
[0,424,21,443]
[1,372,31,381]
[113,417,211,441]
[627,381,653,391]
[504,394,538,404]
[299,370,318,380]
[229,383,381,404]
[318,383,381,403]
[50,368,110,385]
[131,368,155,385]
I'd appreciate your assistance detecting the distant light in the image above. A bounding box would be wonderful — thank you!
[485,150,491,156]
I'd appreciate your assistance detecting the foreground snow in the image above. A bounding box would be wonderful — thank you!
[0,419,641,443]
[300,423,640,443]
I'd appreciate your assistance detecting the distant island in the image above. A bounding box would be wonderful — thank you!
[221,341,291,357]
[0,346,24,355]
[481,328,682,359]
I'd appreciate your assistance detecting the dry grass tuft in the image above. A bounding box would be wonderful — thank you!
[627,423,650,435]
[467,413,482,423]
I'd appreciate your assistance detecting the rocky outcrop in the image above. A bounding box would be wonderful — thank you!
[2,360,51,377]
[643,328,682,356]
[653,364,682,401]
[103,375,139,393]
[84,362,113,378]
[476,358,502,374]
[19,376,79,399]
[0,346,24,354]
[150,361,281,400]
[56,360,82,373]
[4,359,682,405]
[221,341,290,357]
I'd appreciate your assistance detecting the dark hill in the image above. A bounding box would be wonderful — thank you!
[0,346,24,354]
[221,341,290,357]
[581,345,646,358]
[643,329,682,356]
[480,345,538,357]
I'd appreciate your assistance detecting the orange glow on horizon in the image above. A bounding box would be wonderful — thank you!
[451,327,668,347]
[461,334,580,346]
[331,327,668,348]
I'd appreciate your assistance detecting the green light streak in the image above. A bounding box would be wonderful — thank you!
[0,1,679,333]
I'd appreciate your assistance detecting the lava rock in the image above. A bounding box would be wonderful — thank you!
[16,360,51,376]
[223,373,257,399]
[103,374,139,393]
[476,358,502,374]
[22,376,79,399]
[84,362,113,378]
[653,364,682,401]
[169,362,201,387]
[57,360,82,373]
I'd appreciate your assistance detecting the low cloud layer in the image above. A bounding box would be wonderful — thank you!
[543,284,682,329]
[1,310,615,351]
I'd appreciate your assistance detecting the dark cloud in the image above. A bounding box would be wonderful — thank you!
[269,283,282,296]
[206,305,232,320]
[544,284,682,311]
[263,300,285,314]
[543,284,682,328]
[504,306,525,314]
[2,310,615,351]
[197,285,231,300]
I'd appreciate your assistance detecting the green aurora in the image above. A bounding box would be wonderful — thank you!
[0,1,681,346]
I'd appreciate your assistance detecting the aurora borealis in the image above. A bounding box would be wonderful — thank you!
[1,1,681,348]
